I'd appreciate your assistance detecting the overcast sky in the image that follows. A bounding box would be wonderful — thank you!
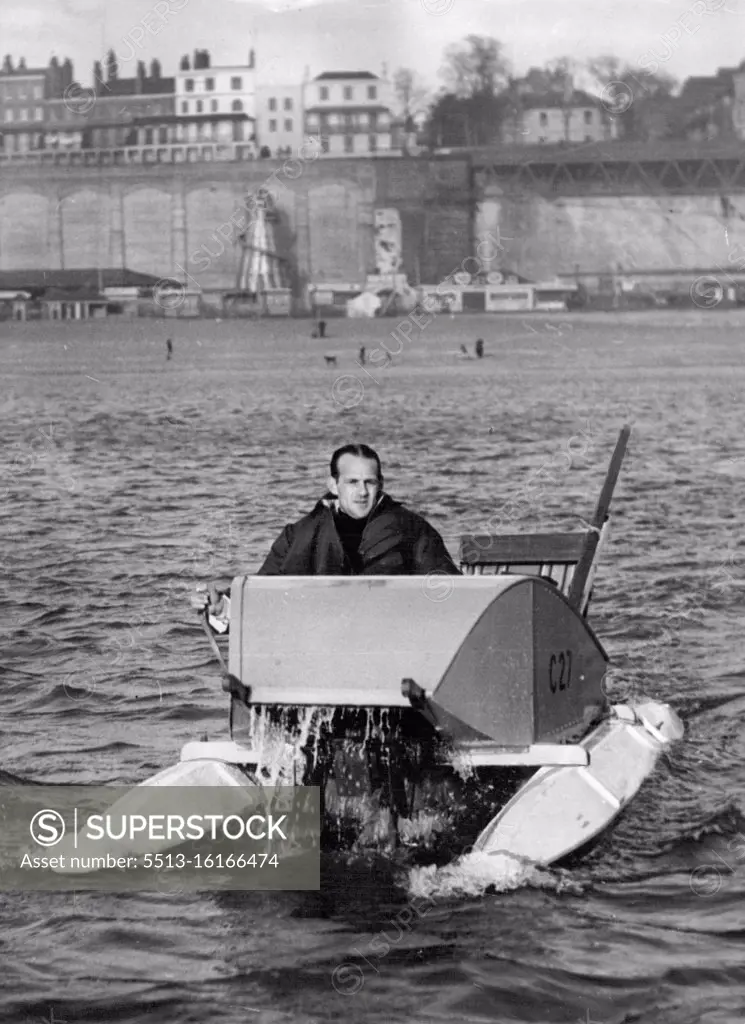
[3,0,741,93]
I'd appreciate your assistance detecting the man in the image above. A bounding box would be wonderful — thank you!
[191,443,460,630]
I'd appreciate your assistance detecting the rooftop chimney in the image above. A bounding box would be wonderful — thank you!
[61,57,73,90]
[93,60,103,95]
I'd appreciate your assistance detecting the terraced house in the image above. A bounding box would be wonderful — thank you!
[303,70,394,155]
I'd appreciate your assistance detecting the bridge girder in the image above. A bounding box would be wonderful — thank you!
[472,153,745,197]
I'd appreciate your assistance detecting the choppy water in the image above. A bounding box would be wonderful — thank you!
[1,310,744,1024]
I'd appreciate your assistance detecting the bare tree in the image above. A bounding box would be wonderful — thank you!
[585,55,677,140]
[441,35,511,98]
[393,67,429,120]
[544,56,579,140]
[586,54,625,86]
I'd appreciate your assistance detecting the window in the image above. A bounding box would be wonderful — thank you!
[34,107,43,121]
[269,118,277,131]
[358,113,369,128]
[145,128,154,145]
[181,101,188,113]
[344,134,354,152]
[33,84,42,99]
[4,110,11,122]
[159,126,168,144]
[539,111,548,126]
[231,76,242,89]
[205,77,215,91]
[319,86,329,101]
[367,85,377,100]
[368,133,377,152]
[196,100,203,113]
[232,99,243,112]
[185,78,194,92]
[584,109,593,124]
[210,99,218,112]
[19,108,28,121]
[343,86,353,100]
[284,97,292,110]
[284,118,293,131]
[269,97,277,111]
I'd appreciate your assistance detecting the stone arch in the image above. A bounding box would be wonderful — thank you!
[0,190,56,270]
[183,184,244,289]
[307,180,365,283]
[122,186,173,276]
[58,188,110,268]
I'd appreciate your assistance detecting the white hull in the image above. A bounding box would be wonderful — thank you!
[473,701,684,866]
[52,743,261,871]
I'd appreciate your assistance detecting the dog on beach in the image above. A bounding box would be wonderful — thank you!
[324,354,338,367]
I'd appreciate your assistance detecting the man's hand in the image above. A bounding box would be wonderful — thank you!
[190,584,226,616]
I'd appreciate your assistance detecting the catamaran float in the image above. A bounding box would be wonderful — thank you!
[56,425,684,874]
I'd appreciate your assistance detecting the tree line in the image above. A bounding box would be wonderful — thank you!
[394,35,681,148]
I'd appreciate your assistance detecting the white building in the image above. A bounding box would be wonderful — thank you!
[303,71,394,156]
[255,84,304,156]
[174,49,256,144]
[502,90,617,145]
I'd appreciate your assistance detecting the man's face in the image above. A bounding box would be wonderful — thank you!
[329,455,381,519]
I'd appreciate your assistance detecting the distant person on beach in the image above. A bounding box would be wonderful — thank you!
[191,443,461,630]
[166,338,173,361]
[318,320,327,339]
[475,339,484,359]
[359,346,366,365]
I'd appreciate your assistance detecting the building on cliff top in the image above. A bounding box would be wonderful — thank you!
[500,89,618,145]
[45,58,176,150]
[0,56,74,154]
[303,70,394,155]
[175,48,256,148]
[255,84,304,158]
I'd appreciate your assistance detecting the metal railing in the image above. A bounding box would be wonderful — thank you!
[0,141,259,167]
[0,140,405,166]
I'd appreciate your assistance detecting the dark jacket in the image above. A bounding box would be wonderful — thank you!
[257,493,461,576]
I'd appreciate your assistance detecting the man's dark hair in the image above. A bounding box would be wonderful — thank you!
[330,443,382,481]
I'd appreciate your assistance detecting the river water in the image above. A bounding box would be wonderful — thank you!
[1,310,744,1024]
